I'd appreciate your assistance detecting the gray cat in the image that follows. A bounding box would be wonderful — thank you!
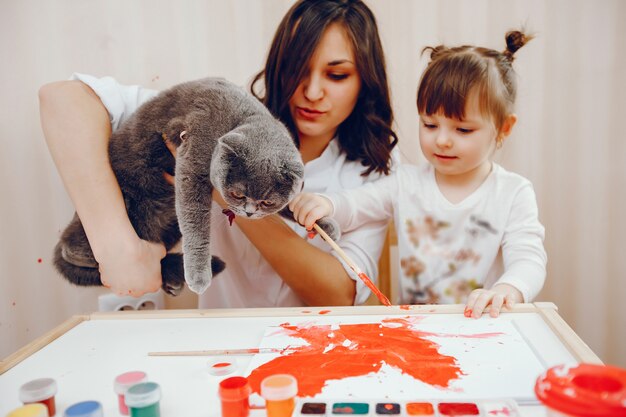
[54,77,339,296]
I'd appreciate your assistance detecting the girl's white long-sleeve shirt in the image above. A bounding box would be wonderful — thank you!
[326,163,547,304]
[70,73,393,307]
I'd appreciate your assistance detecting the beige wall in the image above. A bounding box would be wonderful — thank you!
[1,0,624,367]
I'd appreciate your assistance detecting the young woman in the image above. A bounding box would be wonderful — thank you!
[39,0,398,307]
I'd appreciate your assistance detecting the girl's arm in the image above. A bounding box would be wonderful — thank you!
[39,80,165,296]
[466,183,547,317]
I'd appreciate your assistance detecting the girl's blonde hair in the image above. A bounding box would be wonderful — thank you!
[417,30,533,132]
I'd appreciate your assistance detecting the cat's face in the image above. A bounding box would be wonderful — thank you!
[211,131,304,219]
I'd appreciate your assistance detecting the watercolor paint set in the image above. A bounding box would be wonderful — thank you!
[291,398,521,417]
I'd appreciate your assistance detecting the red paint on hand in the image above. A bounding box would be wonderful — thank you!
[222,209,236,226]
[358,272,391,306]
[464,308,473,318]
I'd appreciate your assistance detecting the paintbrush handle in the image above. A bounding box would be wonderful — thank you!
[313,223,391,306]
[148,347,282,356]
[312,224,362,274]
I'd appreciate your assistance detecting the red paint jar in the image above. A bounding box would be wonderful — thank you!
[219,376,251,417]
[535,363,626,417]
[19,378,58,416]
[114,371,148,415]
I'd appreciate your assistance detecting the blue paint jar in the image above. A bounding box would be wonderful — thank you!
[125,382,161,417]
[63,401,103,417]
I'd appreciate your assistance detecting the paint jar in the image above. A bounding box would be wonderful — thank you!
[63,401,103,417]
[6,403,49,417]
[218,376,252,417]
[125,382,161,417]
[19,378,57,416]
[260,374,298,417]
[114,371,148,415]
[535,363,626,416]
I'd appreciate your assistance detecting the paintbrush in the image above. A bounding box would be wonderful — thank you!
[148,347,285,356]
[312,223,391,306]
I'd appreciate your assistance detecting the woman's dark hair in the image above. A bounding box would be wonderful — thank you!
[251,0,397,176]
[417,30,533,132]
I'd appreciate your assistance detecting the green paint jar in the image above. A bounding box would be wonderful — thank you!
[125,382,161,417]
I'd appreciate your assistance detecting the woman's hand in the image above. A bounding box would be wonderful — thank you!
[464,283,523,318]
[288,193,333,230]
[98,236,166,297]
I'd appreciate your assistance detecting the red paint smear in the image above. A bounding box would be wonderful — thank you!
[247,317,463,397]
[318,310,331,315]
[301,310,312,314]
[37,258,42,263]
[464,308,473,318]
[357,272,391,306]
[213,362,232,368]
[399,305,411,310]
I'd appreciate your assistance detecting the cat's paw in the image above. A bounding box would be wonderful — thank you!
[184,256,226,294]
[185,272,212,295]
[161,254,184,296]
[316,217,341,241]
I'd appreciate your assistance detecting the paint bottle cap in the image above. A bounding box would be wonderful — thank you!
[19,378,58,403]
[260,374,298,401]
[219,376,252,401]
[114,371,148,394]
[125,382,161,408]
[6,404,49,417]
[535,363,626,417]
[207,358,237,376]
[63,401,104,417]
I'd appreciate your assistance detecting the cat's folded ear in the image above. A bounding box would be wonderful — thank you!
[216,132,244,156]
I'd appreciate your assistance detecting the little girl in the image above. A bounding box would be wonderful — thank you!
[290,30,547,318]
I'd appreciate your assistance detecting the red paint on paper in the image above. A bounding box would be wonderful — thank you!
[37,258,42,263]
[247,317,464,397]
[357,272,391,306]
[399,305,411,310]
[318,310,331,315]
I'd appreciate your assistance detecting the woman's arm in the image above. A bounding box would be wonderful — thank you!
[39,80,165,296]
[234,214,357,306]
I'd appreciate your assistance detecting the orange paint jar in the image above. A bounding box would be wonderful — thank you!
[260,374,298,417]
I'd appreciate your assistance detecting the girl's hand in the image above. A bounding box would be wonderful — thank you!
[98,237,166,297]
[464,283,523,318]
[288,193,333,230]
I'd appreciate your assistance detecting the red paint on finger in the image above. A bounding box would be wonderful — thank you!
[463,308,472,318]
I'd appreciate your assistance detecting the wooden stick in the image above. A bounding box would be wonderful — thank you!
[313,223,391,306]
[148,347,284,357]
